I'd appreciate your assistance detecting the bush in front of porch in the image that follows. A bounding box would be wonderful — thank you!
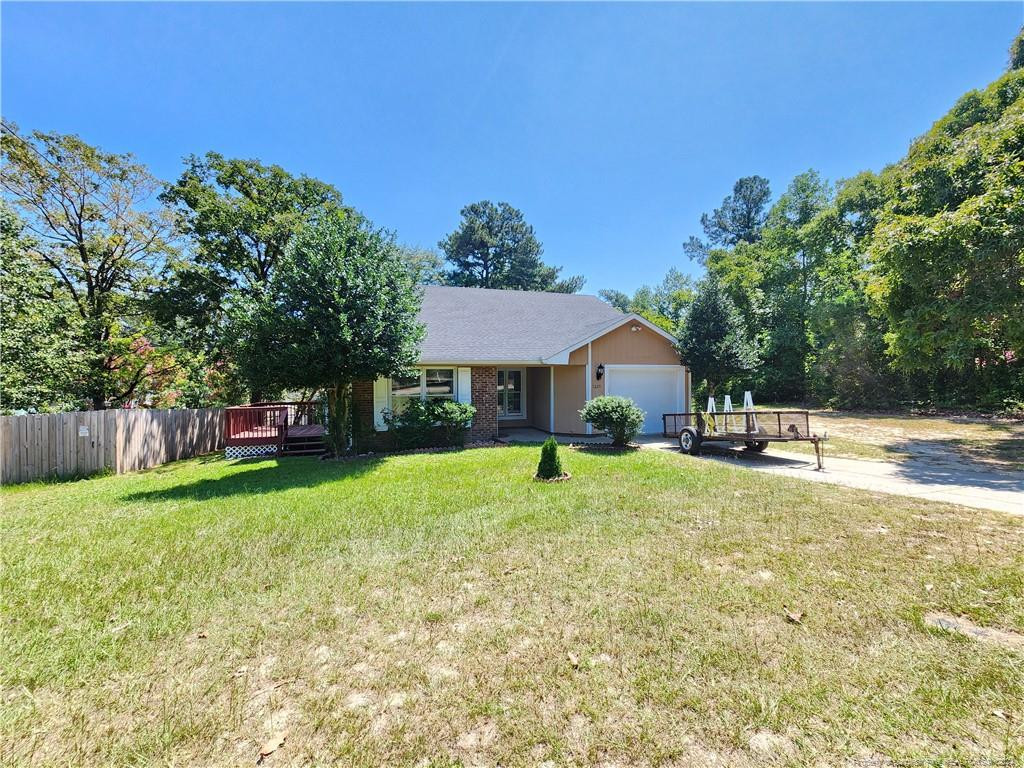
[580,396,646,446]
[384,399,477,450]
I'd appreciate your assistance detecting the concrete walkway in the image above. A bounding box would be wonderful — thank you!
[499,427,1023,516]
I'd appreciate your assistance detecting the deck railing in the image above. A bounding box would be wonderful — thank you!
[248,401,326,428]
[225,401,325,448]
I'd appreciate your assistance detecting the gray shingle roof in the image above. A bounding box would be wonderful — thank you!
[417,286,626,364]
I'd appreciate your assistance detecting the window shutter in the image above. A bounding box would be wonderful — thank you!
[457,368,472,403]
[372,378,389,431]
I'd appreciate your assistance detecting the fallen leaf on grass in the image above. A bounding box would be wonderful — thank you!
[783,607,804,625]
[567,652,580,669]
[256,732,286,764]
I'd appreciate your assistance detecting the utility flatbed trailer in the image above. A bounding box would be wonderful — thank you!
[662,410,828,469]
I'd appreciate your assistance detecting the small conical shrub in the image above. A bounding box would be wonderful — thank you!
[536,436,564,479]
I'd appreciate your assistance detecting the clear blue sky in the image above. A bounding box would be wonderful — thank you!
[2,2,1021,294]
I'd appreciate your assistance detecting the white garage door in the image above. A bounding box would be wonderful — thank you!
[605,366,685,435]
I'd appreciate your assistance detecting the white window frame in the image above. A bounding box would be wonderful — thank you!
[390,368,457,410]
[496,367,527,420]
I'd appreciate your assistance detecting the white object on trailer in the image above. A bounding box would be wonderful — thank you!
[723,395,735,433]
[743,391,759,432]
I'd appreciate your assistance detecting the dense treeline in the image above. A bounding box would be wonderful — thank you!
[630,36,1024,412]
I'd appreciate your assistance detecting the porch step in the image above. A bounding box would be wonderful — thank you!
[280,437,326,457]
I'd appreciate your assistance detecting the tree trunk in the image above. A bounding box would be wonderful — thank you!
[326,380,351,456]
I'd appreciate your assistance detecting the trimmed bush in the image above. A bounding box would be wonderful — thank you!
[433,400,477,447]
[579,396,645,446]
[384,399,476,449]
[536,436,564,479]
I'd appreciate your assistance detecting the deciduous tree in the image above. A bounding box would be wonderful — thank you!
[598,268,694,332]
[0,202,87,411]
[156,153,346,399]
[232,211,423,455]
[868,67,1024,381]
[1,122,174,409]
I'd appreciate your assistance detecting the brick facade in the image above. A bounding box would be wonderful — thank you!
[469,366,498,440]
[350,366,498,451]
[351,379,379,451]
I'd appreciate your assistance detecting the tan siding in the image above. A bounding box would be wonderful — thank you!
[553,366,587,434]
[526,367,550,431]
[591,322,680,364]
[587,323,682,400]
[568,346,588,366]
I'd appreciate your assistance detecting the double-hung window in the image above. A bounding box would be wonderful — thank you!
[424,368,455,401]
[496,369,524,418]
[391,368,455,412]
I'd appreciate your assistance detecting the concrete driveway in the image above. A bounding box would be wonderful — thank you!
[678,442,1024,516]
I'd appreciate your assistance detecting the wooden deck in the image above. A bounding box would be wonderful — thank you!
[225,403,327,451]
[228,424,325,443]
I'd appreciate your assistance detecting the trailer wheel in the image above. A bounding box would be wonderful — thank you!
[679,428,702,455]
[744,440,769,452]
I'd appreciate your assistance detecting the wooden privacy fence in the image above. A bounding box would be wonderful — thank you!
[0,408,224,485]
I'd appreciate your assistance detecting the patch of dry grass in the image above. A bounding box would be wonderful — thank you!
[2,447,1022,766]
[774,410,1024,470]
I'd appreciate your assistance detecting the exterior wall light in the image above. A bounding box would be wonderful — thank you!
[596,364,605,380]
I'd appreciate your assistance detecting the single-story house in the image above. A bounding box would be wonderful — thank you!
[353,286,690,445]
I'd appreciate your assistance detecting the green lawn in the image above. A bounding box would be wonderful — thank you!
[3,447,1023,766]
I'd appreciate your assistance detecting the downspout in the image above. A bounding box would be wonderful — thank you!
[549,367,555,433]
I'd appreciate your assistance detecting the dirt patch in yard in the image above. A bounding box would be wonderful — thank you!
[779,410,1024,471]
[924,613,1024,651]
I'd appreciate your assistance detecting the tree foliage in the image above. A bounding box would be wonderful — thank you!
[232,211,423,454]
[598,268,694,332]
[676,279,757,396]
[699,175,772,248]
[440,201,583,292]
[1010,26,1024,71]
[868,68,1024,381]
[161,152,344,296]
[1,122,174,409]
[399,246,446,285]
[535,436,565,478]
[155,153,346,400]
[0,202,88,411]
